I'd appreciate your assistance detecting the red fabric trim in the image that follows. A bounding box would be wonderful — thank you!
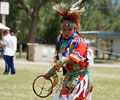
[75,75,87,100]
[78,75,85,81]
[89,87,93,92]
[62,89,68,95]
[76,84,81,94]
[76,75,86,94]
[75,90,85,100]
[69,56,79,64]
[66,64,73,71]
[61,14,78,18]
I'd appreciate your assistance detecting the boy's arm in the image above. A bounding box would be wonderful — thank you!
[0,43,5,48]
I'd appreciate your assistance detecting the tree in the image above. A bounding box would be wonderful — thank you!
[17,0,82,43]
[18,0,57,43]
[5,0,30,43]
[80,0,120,31]
[2,0,120,44]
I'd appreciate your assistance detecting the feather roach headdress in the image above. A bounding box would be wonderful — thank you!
[53,0,86,30]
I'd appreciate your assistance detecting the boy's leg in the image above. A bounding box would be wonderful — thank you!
[7,56,16,74]
[10,56,16,74]
[3,55,9,74]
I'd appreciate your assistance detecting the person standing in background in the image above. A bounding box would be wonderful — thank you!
[0,30,16,75]
[10,32,17,59]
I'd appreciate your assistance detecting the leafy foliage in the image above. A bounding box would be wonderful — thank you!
[3,0,120,44]
[6,0,30,43]
[80,0,120,31]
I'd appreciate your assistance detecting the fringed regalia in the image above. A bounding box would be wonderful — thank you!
[48,0,94,100]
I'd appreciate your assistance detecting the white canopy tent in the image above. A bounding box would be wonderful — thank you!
[0,23,10,30]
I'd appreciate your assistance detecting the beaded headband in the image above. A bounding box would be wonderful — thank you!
[61,21,76,28]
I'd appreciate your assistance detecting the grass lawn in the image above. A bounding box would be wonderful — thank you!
[0,63,120,100]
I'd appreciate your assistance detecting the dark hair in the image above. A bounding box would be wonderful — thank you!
[55,33,63,59]
[3,30,9,34]
[3,30,9,35]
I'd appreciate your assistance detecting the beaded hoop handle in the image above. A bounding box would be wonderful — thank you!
[32,75,53,98]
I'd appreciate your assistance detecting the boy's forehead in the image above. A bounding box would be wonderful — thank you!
[61,27,74,30]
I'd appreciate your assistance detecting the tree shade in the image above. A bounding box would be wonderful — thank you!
[4,0,120,44]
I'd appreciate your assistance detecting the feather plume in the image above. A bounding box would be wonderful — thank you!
[71,0,84,9]
[53,3,71,16]
[53,0,86,16]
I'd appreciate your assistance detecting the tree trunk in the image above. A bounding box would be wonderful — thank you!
[28,13,39,43]
[28,0,41,43]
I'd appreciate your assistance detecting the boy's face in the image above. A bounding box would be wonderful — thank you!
[61,27,75,39]
[3,32,8,36]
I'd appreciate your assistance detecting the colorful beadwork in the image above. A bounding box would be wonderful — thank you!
[57,60,63,68]
[61,21,76,28]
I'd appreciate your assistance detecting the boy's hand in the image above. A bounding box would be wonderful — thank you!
[44,73,51,80]
[53,63,60,72]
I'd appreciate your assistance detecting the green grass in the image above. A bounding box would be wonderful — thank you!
[16,52,27,60]
[90,67,120,100]
[0,64,120,100]
[94,58,120,64]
